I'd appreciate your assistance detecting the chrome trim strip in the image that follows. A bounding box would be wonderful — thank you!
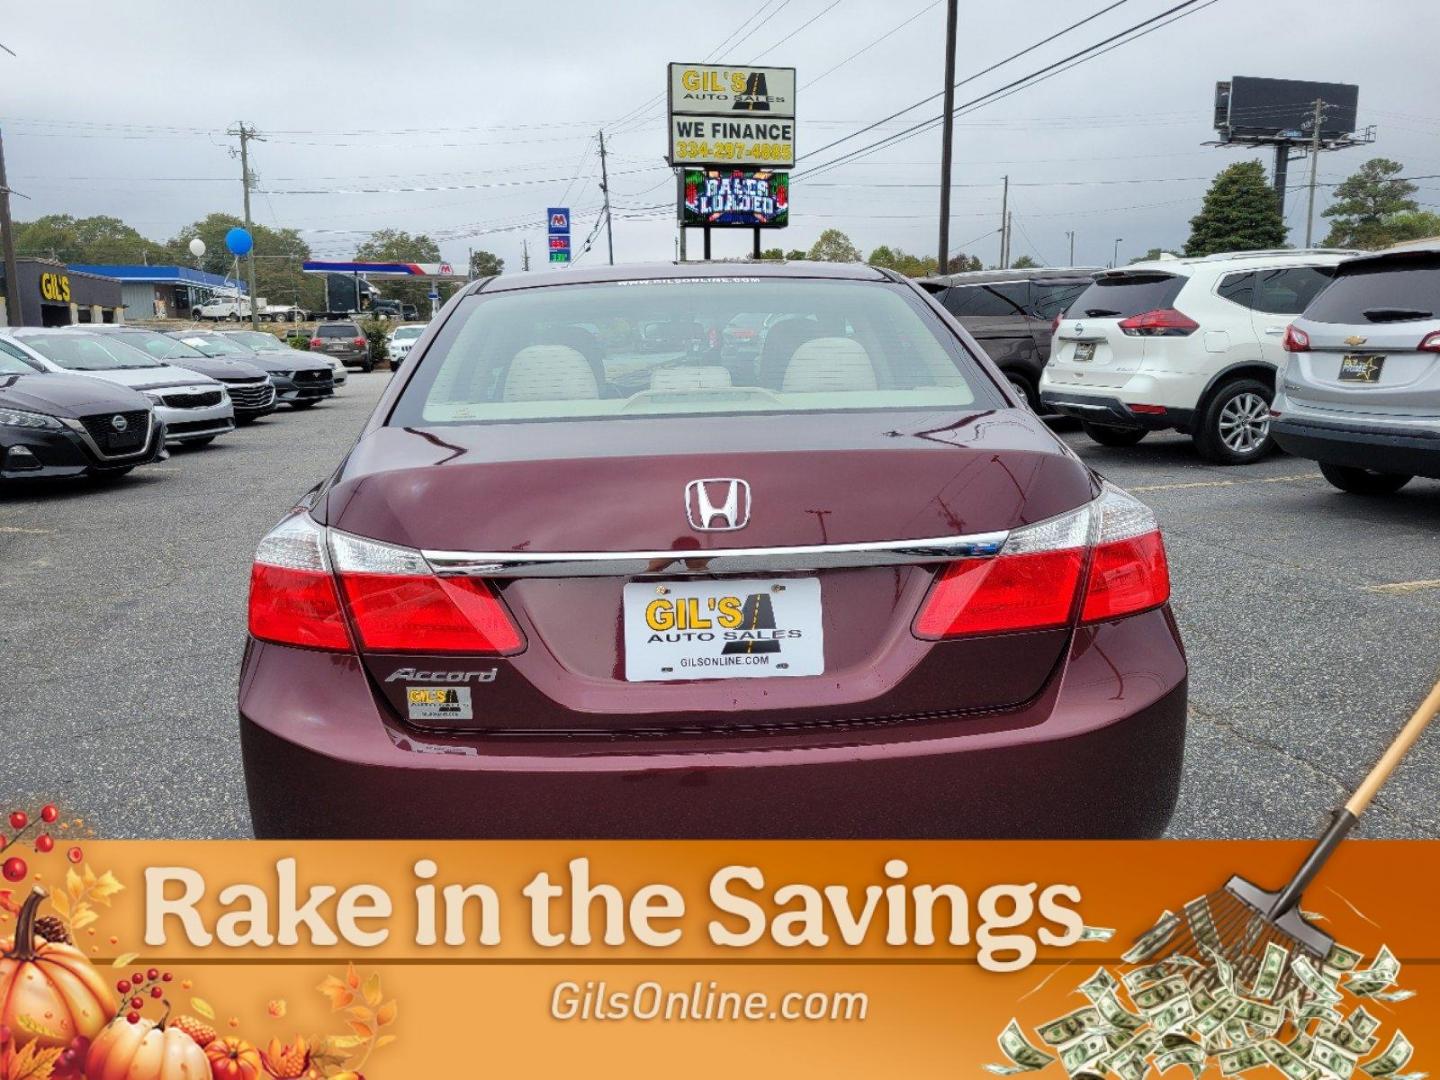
[59,413,157,462]
[421,532,1009,579]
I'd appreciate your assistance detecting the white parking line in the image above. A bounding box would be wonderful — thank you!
[1129,472,1321,494]
[0,525,54,535]
[1364,579,1440,595]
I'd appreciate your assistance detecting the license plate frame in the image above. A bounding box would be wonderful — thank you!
[1073,342,1096,362]
[1338,353,1384,383]
[622,577,824,682]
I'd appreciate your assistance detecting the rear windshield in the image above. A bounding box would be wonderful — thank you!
[17,333,161,371]
[317,324,360,338]
[1303,256,1440,324]
[1068,273,1184,319]
[112,330,204,361]
[389,278,992,426]
[1031,279,1092,319]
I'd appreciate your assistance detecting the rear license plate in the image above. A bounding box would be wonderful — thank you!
[327,343,346,352]
[1073,342,1096,362]
[1339,354,1384,383]
[622,578,824,682]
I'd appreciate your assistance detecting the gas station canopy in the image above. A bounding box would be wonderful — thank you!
[301,260,467,281]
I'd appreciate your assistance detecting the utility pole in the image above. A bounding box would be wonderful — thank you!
[1065,230,1075,266]
[597,129,614,265]
[227,121,264,329]
[999,175,1009,269]
[936,0,958,274]
[0,127,21,327]
[1304,98,1325,248]
[522,238,530,271]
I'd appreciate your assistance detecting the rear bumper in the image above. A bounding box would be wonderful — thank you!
[1271,416,1440,479]
[240,607,1187,839]
[1039,390,1194,432]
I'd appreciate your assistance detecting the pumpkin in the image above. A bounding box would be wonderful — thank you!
[0,887,115,1049]
[206,1035,263,1080]
[86,1014,210,1080]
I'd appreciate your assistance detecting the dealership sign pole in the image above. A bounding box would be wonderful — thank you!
[666,63,795,261]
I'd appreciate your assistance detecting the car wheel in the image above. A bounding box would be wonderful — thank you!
[360,360,375,373]
[290,400,318,410]
[1318,462,1413,495]
[1081,421,1148,447]
[1195,377,1274,465]
[1004,372,1040,412]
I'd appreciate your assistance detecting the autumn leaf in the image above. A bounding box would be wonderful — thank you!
[70,908,98,932]
[191,998,216,1020]
[362,972,382,1007]
[344,1006,373,1024]
[65,869,83,902]
[14,1014,64,1041]
[375,1000,397,1027]
[374,1034,398,1050]
[111,952,138,968]
[345,962,360,990]
[90,870,124,905]
[317,976,354,1011]
[82,864,96,890]
[4,1041,63,1080]
[324,1035,366,1052]
[40,891,63,919]
[346,1020,373,1040]
[267,999,287,1018]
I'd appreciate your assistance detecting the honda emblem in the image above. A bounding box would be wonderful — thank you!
[685,478,751,531]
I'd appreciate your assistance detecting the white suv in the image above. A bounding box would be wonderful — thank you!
[1040,250,1356,463]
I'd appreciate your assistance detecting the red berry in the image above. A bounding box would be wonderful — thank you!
[35,835,54,853]
[40,805,58,824]
[1,857,26,883]
[66,846,83,864]
[161,972,173,982]
[147,967,159,981]
[116,980,131,994]
[132,972,144,985]
[130,996,143,1010]
[150,986,163,999]
[126,1012,140,1024]
[8,812,26,831]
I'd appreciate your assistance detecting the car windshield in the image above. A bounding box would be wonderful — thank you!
[110,330,206,362]
[0,349,41,375]
[389,278,990,427]
[18,333,163,371]
[173,333,249,356]
[392,326,424,340]
[1303,254,1440,324]
[1067,273,1184,318]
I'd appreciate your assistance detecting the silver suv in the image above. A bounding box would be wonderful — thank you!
[1272,240,1440,493]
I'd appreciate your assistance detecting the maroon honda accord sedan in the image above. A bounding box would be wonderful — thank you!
[239,260,1185,838]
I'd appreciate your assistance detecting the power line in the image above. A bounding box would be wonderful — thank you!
[801,0,942,89]
[748,0,844,62]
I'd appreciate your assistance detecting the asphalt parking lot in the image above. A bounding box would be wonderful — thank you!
[2,378,1438,840]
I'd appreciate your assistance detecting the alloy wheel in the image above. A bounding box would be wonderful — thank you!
[1217,391,1270,454]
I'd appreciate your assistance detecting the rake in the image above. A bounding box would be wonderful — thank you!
[1130,674,1440,1004]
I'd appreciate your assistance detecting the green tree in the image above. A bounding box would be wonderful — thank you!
[1385,210,1440,244]
[784,248,807,260]
[1184,160,1287,256]
[15,214,168,264]
[867,245,938,277]
[1009,255,1041,269]
[1321,158,1421,249]
[757,247,785,260]
[354,229,443,311]
[166,213,322,312]
[808,228,861,262]
[1130,247,1181,264]
[469,249,504,278]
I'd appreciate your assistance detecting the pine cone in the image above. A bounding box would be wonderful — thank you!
[171,1015,218,1048]
[33,915,70,944]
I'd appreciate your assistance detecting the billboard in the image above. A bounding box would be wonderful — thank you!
[682,168,789,228]
[1214,77,1359,139]
[668,62,796,168]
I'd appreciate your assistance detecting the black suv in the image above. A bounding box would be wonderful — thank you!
[921,267,1100,411]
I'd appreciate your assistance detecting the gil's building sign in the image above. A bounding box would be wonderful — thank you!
[0,259,124,327]
[667,63,796,168]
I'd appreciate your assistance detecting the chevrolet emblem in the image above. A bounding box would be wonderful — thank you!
[1344,335,1368,347]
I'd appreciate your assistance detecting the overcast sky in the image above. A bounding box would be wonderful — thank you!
[3,0,1438,272]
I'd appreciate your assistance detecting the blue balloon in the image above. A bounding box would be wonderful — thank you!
[225,227,253,256]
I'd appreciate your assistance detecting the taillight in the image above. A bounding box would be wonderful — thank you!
[1419,331,1440,353]
[353,336,367,347]
[1118,309,1198,336]
[309,338,323,348]
[1283,324,1310,352]
[248,513,352,651]
[913,485,1169,639]
[330,531,524,655]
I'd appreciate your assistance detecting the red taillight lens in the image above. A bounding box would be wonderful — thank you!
[1080,532,1170,622]
[248,563,352,651]
[913,485,1169,638]
[338,573,523,654]
[354,336,367,347]
[914,549,1085,638]
[1419,331,1440,353]
[1283,324,1310,352]
[309,338,323,348]
[1118,309,1199,336]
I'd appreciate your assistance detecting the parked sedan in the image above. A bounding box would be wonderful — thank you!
[3,329,234,446]
[1273,240,1440,493]
[72,326,276,424]
[0,343,165,481]
[240,260,1185,839]
[217,330,347,386]
[167,331,335,410]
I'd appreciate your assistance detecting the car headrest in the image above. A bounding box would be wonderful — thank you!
[782,337,877,393]
[502,345,599,402]
[649,366,733,392]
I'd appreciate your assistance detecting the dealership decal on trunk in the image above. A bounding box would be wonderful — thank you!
[406,686,475,721]
[623,578,824,682]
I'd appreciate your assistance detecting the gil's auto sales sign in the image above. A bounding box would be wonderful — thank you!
[668,62,796,168]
